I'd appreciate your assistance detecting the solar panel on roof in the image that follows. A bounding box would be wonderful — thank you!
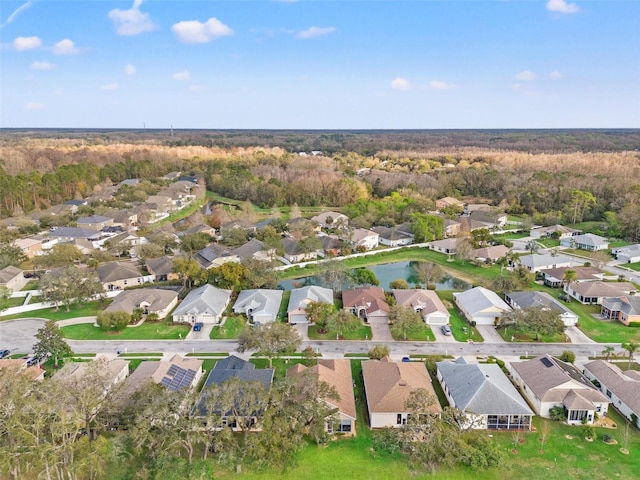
[167,364,179,376]
[541,357,553,368]
[161,377,172,387]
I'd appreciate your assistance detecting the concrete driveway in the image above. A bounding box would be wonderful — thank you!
[294,323,309,341]
[432,325,458,343]
[565,326,597,344]
[368,319,393,342]
[185,322,214,340]
[476,325,505,343]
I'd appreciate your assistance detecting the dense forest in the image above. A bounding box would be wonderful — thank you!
[1,130,639,240]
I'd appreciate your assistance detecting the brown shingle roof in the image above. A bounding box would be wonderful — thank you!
[362,358,441,414]
[584,360,640,415]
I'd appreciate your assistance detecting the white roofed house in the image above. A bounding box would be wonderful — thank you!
[518,254,574,273]
[428,237,463,255]
[233,289,283,325]
[310,211,349,229]
[453,286,511,325]
[370,226,414,247]
[351,228,379,251]
[436,357,533,430]
[287,286,334,324]
[504,291,578,327]
[530,224,581,240]
[392,289,450,325]
[172,284,232,324]
[612,244,640,264]
[510,355,610,425]
[0,265,28,293]
[560,233,609,251]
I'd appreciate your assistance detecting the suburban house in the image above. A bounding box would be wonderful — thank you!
[194,244,239,269]
[539,266,606,288]
[612,244,640,264]
[435,196,464,210]
[0,358,46,381]
[504,291,579,327]
[468,209,508,229]
[436,357,533,430]
[351,228,379,250]
[121,354,203,397]
[287,286,334,323]
[182,223,216,238]
[287,359,357,435]
[198,355,274,430]
[453,286,511,325]
[145,257,179,282]
[310,211,349,228]
[600,296,640,326]
[233,238,275,261]
[362,357,442,428]
[510,355,610,425]
[77,215,114,232]
[530,224,581,240]
[518,254,574,273]
[281,237,317,264]
[0,265,28,292]
[443,218,461,237]
[392,289,450,325]
[560,233,609,251]
[429,237,463,255]
[172,284,232,324]
[457,216,492,233]
[104,288,179,319]
[342,286,390,323]
[473,245,510,263]
[316,234,343,257]
[371,226,414,247]
[12,237,43,258]
[55,357,130,395]
[563,281,637,305]
[49,227,101,244]
[109,209,138,229]
[96,261,147,290]
[233,289,283,325]
[583,360,640,429]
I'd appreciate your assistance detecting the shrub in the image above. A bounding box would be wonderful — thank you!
[549,406,566,422]
[602,434,613,443]
[368,344,390,360]
[558,350,576,364]
[96,311,130,332]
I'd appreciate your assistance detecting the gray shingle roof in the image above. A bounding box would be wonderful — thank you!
[505,291,573,316]
[584,360,640,416]
[454,286,511,316]
[437,359,533,416]
[233,289,283,321]
[172,284,232,317]
[287,286,334,313]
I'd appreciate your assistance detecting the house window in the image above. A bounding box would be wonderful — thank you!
[338,421,352,433]
[124,280,127,285]
[397,414,402,425]
[606,389,612,399]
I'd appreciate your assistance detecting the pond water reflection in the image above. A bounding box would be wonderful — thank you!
[277,261,470,291]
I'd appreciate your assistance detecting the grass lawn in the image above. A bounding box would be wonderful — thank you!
[118,352,163,357]
[60,320,190,340]
[536,238,561,248]
[437,290,483,342]
[210,315,246,339]
[0,300,109,321]
[22,280,40,290]
[492,232,528,240]
[3,296,25,308]
[278,290,291,321]
[128,358,160,372]
[566,301,640,344]
[249,357,307,379]
[497,325,567,343]
[391,324,434,341]
[307,323,372,340]
[625,262,640,272]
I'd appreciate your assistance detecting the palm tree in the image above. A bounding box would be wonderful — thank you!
[601,345,615,362]
[563,269,577,287]
[622,342,639,370]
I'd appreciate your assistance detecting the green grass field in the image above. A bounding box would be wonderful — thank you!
[498,325,567,343]
[437,290,483,342]
[60,321,190,340]
[210,315,246,339]
[625,262,640,272]
[0,300,108,321]
[307,324,372,340]
[391,324,434,341]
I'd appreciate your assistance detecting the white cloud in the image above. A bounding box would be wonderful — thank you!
[124,63,136,75]
[172,18,233,43]
[26,101,43,110]
[296,26,336,39]
[13,35,41,50]
[1,1,34,28]
[172,70,191,81]
[515,70,537,81]
[391,77,411,91]
[31,61,54,70]
[52,39,79,55]
[549,70,564,79]
[108,0,156,36]
[101,83,119,91]
[430,80,454,90]
[546,0,580,14]
[189,85,205,92]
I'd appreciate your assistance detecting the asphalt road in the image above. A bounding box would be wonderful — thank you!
[0,319,621,361]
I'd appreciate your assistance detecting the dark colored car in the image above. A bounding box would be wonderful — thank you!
[401,356,411,363]
[0,349,11,359]
[193,322,204,332]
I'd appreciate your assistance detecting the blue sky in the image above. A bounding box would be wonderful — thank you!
[1,0,638,129]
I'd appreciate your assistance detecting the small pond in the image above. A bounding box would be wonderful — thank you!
[277,261,470,291]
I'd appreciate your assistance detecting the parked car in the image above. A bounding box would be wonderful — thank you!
[441,325,452,336]
[193,322,204,332]
[401,356,411,363]
[0,349,11,359]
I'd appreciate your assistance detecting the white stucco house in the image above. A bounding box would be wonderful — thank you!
[172,284,232,324]
[453,286,511,325]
